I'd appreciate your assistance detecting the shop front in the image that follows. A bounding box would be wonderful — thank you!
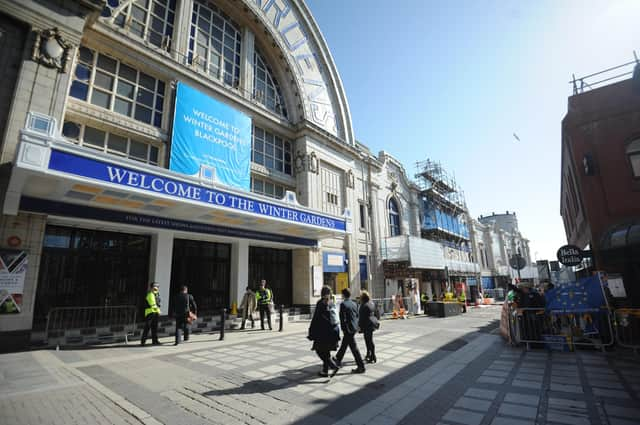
[2,117,348,343]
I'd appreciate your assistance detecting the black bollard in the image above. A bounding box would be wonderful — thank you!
[219,308,226,340]
[279,304,284,332]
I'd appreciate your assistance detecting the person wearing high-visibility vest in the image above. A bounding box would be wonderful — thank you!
[458,291,467,313]
[420,292,429,315]
[256,279,273,330]
[141,282,162,346]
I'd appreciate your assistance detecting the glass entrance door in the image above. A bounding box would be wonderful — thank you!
[170,239,230,314]
[34,226,150,329]
[249,247,292,306]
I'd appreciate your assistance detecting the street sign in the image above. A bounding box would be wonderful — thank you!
[556,244,583,267]
[509,255,526,270]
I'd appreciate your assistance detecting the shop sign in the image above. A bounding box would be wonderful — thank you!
[556,245,583,266]
[0,249,28,314]
[170,82,252,191]
[47,150,346,231]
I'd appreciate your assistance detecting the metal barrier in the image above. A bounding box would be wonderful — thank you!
[46,305,137,348]
[614,309,640,354]
[483,288,505,301]
[511,306,614,351]
[371,297,419,318]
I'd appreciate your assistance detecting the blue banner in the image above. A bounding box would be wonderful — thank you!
[545,276,607,313]
[170,82,252,191]
[47,150,346,231]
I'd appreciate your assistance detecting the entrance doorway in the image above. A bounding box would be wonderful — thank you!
[170,239,230,314]
[34,226,150,329]
[249,246,292,306]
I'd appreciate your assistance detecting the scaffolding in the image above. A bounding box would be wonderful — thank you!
[415,159,466,214]
[415,159,469,243]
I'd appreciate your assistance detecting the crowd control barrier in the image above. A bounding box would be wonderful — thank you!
[46,305,137,349]
[510,306,614,352]
[613,308,640,354]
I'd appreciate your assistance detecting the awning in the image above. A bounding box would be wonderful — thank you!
[4,117,350,246]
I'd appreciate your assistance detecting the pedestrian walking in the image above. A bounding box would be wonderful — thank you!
[256,279,273,330]
[141,282,162,346]
[240,285,257,330]
[333,288,365,373]
[307,286,340,377]
[172,285,197,346]
[359,290,379,363]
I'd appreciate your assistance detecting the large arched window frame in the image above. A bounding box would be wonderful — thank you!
[627,139,640,178]
[254,47,288,118]
[388,198,401,237]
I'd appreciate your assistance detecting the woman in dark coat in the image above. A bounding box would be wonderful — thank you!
[308,286,340,377]
[359,290,378,363]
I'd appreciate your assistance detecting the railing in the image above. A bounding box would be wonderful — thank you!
[570,56,637,95]
[510,306,614,352]
[46,305,137,349]
[613,309,640,354]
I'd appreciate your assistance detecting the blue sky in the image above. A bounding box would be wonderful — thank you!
[305,0,639,261]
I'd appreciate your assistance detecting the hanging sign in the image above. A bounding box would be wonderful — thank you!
[556,245,583,266]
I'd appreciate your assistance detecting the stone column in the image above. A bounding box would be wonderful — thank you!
[148,231,174,315]
[172,0,194,63]
[230,240,249,310]
[239,27,255,99]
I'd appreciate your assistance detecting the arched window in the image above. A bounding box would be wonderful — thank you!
[389,198,401,236]
[627,139,640,177]
[254,48,288,118]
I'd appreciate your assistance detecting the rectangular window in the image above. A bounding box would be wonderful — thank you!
[252,126,292,175]
[70,46,165,128]
[250,176,291,200]
[188,1,241,87]
[359,203,366,229]
[62,120,161,166]
[102,0,175,51]
[319,165,342,216]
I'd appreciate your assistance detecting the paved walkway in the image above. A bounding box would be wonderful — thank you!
[2,306,640,424]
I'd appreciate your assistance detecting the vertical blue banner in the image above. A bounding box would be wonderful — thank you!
[170,82,252,191]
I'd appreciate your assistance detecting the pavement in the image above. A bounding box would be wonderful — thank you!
[1,305,640,425]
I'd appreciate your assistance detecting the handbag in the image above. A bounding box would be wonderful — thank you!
[186,294,197,324]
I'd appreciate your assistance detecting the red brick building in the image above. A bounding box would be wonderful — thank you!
[561,72,640,304]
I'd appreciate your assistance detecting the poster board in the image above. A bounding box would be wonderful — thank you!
[0,249,28,314]
[312,265,323,297]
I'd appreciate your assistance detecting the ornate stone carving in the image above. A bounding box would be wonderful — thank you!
[346,169,355,189]
[32,28,72,72]
[293,151,319,174]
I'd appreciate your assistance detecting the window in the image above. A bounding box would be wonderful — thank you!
[250,176,289,199]
[319,166,342,215]
[388,198,401,236]
[254,48,288,118]
[359,203,366,229]
[188,0,241,87]
[101,0,176,51]
[70,46,165,127]
[627,139,640,178]
[62,120,160,165]
[252,126,292,175]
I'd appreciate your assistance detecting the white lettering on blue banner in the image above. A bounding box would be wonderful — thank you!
[49,150,345,231]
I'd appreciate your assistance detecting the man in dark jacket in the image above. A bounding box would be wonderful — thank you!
[173,285,197,346]
[333,288,365,373]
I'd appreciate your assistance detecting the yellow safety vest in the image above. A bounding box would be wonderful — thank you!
[256,288,272,305]
[144,290,160,317]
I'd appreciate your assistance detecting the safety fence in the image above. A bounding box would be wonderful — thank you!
[371,297,422,318]
[505,305,616,352]
[483,288,505,301]
[46,305,137,349]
